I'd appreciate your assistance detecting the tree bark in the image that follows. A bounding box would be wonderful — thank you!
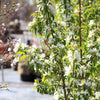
[79,0,82,62]
[62,77,67,100]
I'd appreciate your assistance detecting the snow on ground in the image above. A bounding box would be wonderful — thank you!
[0,69,53,100]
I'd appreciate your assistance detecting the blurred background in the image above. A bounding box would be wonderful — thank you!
[0,0,53,100]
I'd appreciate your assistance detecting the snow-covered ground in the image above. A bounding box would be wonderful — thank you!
[0,69,53,100]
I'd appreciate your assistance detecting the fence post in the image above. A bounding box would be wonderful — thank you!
[0,59,4,82]
[1,65,4,82]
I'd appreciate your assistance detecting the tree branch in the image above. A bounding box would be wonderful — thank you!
[79,0,82,63]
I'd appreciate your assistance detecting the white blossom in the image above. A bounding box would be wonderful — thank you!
[67,50,73,63]
[77,92,80,96]
[30,60,34,64]
[87,40,94,47]
[50,53,54,61]
[36,0,42,3]
[11,63,13,67]
[12,58,19,65]
[33,83,37,87]
[69,31,74,35]
[68,50,72,58]
[74,50,81,61]
[54,92,59,100]
[89,97,92,100]
[13,42,20,53]
[48,38,52,44]
[45,59,49,63]
[65,66,71,76]
[48,4,56,15]
[15,19,19,24]
[74,9,78,13]
[79,70,82,75]
[95,92,100,99]
[96,52,100,56]
[28,20,36,27]
[89,20,94,26]
[21,43,27,49]
[70,6,73,10]
[85,81,91,86]
[4,5,7,8]
[37,5,43,11]
[97,38,100,43]
[15,8,19,12]
[56,55,61,59]
[32,45,37,49]
[78,82,83,86]
[90,48,97,53]
[80,65,86,70]
[41,54,45,58]
[56,4,59,13]
[43,72,49,76]
[16,3,20,8]
[70,97,73,100]
[58,21,66,27]
[2,23,5,26]
[57,43,64,48]
[50,44,56,49]
[85,54,91,59]
[81,98,84,100]
[81,90,88,95]
[89,0,91,3]
[88,30,94,37]
[66,35,71,42]
[9,22,14,25]
[66,16,70,21]
[57,32,61,38]
[8,48,11,52]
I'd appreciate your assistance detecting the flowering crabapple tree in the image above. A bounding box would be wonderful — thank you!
[0,0,20,62]
[0,0,20,88]
[15,0,100,100]
[0,0,20,25]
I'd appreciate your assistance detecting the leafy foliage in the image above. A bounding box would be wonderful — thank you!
[16,0,100,100]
